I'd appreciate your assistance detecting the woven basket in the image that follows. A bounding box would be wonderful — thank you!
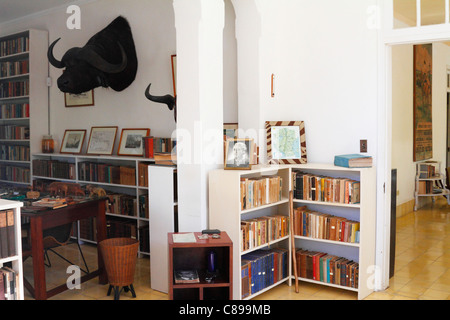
[99,238,139,287]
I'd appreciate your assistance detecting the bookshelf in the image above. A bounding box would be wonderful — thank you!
[31,153,154,257]
[208,166,292,300]
[414,160,450,211]
[148,165,178,293]
[0,199,24,300]
[0,29,49,186]
[291,163,376,300]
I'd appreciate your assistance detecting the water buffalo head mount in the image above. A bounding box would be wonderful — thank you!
[145,83,177,122]
[48,16,138,94]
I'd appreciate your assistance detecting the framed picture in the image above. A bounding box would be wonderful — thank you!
[86,126,118,155]
[118,128,150,156]
[413,44,433,162]
[60,129,86,154]
[265,121,307,164]
[223,123,238,140]
[224,138,253,170]
[64,90,94,107]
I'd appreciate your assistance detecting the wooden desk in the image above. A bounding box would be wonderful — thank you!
[21,197,108,300]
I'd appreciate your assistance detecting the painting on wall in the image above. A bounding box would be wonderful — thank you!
[413,44,433,162]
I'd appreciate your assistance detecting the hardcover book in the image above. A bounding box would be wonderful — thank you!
[334,154,372,168]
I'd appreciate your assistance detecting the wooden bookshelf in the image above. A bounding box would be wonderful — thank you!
[0,29,49,186]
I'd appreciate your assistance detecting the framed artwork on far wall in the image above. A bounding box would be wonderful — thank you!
[86,126,118,155]
[265,121,307,164]
[65,90,95,107]
[60,129,86,154]
[118,128,150,156]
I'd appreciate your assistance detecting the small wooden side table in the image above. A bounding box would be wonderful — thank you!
[168,231,233,300]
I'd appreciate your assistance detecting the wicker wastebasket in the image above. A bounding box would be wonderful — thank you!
[99,237,139,300]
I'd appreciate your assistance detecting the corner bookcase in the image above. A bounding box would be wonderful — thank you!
[0,199,24,300]
[209,166,292,300]
[31,153,155,257]
[0,29,49,186]
[208,164,376,300]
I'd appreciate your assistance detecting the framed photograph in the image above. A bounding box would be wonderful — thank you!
[118,128,150,156]
[224,138,253,170]
[64,90,94,107]
[265,121,307,164]
[413,44,433,162]
[60,129,86,154]
[223,123,238,140]
[86,126,118,155]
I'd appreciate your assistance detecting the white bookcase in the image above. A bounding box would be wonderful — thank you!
[208,164,376,300]
[414,160,450,211]
[290,163,376,300]
[148,165,178,293]
[208,166,292,300]
[0,199,24,300]
[31,153,154,256]
[0,29,49,186]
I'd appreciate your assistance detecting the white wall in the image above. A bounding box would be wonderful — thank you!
[392,43,450,206]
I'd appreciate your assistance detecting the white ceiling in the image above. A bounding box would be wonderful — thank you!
[0,0,84,24]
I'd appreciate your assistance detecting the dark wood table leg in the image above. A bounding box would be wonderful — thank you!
[96,199,108,284]
[30,216,46,300]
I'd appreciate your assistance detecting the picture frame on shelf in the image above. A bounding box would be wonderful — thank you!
[118,128,150,156]
[265,121,307,164]
[64,90,94,107]
[86,126,118,155]
[223,123,238,140]
[224,138,253,170]
[60,129,86,154]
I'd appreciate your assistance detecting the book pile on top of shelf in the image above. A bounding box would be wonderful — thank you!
[240,215,289,252]
[296,249,359,289]
[241,248,288,299]
[1,266,20,300]
[240,176,282,210]
[293,206,360,244]
[293,171,360,204]
[0,209,16,259]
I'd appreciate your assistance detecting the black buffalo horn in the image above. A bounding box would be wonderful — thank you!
[145,83,176,111]
[47,38,65,69]
[79,42,128,74]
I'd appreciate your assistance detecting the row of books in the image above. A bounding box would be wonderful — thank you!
[78,162,136,186]
[417,162,436,179]
[241,248,288,298]
[106,193,137,217]
[106,217,137,240]
[0,103,30,119]
[296,249,359,289]
[240,176,283,210]
[0,209,16,259]
[138,225,149,253]
[0,60,29,78]
[0,165,30,183]
[32,159,76,180]
[0,80,29,98]
[0,266,20,300]
[293,171,360,204]
[142,136,176,159]
[138,194,149,219]
[0,125,29,140]
[75,217,97,242]
[0,35,29,57]
[293,206,360,243]
[0,145,30,161]
[240,215,289,252]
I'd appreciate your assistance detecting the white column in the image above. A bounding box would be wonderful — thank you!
[173,0,224,231]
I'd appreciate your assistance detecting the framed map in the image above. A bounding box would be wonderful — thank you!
[265,121,307,164]
[413,44,433,162]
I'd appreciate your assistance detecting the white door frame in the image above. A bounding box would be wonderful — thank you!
[377,0,450,291]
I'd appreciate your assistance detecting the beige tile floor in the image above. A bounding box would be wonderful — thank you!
[23,197,450,300]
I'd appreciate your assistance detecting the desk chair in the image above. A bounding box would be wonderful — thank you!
[22,223,90,274]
